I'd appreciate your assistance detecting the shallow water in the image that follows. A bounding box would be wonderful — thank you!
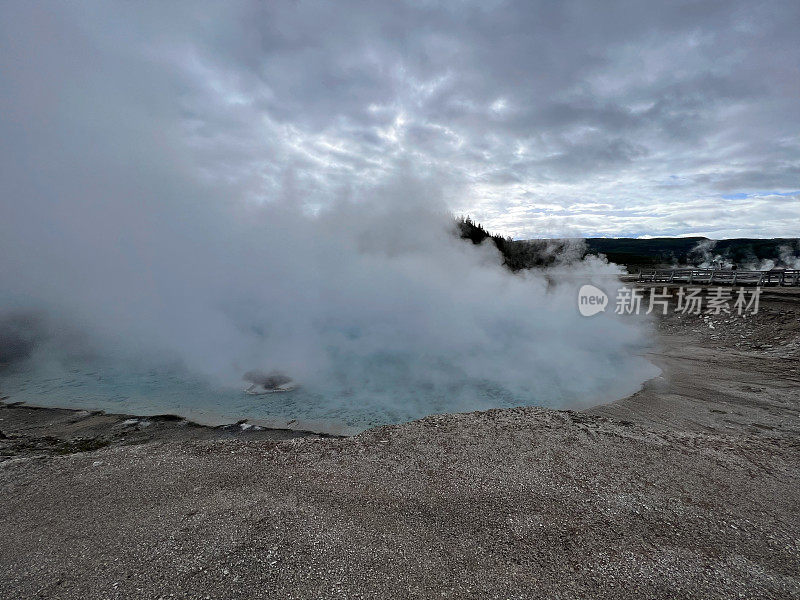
[0,352,658,435]
[0,359,529,434]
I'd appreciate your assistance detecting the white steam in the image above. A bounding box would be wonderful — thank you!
[691,240,734,269]
[0,3,654,422]
[690,239,800,270]
[778,243,800,269]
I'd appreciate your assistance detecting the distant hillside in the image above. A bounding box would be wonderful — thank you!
[455,218,800,270]
[584,238,800,269]
[584,237,704,266]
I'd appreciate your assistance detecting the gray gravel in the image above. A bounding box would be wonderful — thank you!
[1,407,798,599]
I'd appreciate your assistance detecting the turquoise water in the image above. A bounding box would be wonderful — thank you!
[0,358,530,435]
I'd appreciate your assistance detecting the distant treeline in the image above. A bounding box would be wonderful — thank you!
[455,216,800,270]
[455,216,585,271]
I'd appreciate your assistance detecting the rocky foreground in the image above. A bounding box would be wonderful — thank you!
[1,289,799,599]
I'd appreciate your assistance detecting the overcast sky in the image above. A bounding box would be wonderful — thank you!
[2,0,799,238]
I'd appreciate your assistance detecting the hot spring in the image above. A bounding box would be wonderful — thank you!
[0,345,656,436]
[0,11,657,432]
[0,277,658,436]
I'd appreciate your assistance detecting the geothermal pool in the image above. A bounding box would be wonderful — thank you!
[0,353,658,435]
[0,361,520,435]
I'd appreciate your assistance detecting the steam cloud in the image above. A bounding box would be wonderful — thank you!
[691,240,734,269]
[0,3,654,423]
[690,239,800,270]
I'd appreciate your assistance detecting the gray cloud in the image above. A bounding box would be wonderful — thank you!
[2,0,799,241]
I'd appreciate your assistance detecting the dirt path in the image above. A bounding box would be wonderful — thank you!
[590,332,800,438]
[591,286,800,439]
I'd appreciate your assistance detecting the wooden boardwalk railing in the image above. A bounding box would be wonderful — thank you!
[637,268,800,286]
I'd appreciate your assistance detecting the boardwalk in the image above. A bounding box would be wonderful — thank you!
[637,268,800,286]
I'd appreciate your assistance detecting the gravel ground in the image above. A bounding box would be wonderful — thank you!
[1,289,798,599]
